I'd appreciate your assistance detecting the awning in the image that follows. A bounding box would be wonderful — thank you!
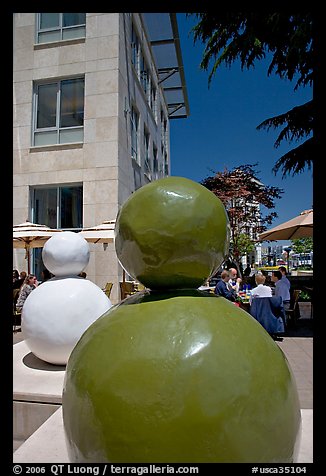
[142,13,190,119]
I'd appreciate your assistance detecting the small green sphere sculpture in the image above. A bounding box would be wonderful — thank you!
[62,177,301,463]
[114,176,231,289]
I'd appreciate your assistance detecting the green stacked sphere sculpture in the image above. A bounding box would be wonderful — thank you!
[62,176,301,463]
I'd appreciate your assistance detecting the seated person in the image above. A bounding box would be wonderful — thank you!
[250,273,272,304]
[13,270,27,290]
[214,270,236,301]
[271,270,291,311]
[13,269,19,286]
[227,267,242,294]
[16,274,38,312]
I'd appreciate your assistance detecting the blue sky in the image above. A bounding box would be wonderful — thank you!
[170,13,313,244]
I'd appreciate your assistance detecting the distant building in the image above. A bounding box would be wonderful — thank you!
[225,172,263,268]
[260,244,303,268]
[13,13,189,303]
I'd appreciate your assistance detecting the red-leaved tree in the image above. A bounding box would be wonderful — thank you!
[201,164,283,268]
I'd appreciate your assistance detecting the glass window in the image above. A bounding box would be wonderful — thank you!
[40,13,60,29]
[163,118,167,149]
[33,188,58,229]
[37,13,86,44]
[32,185,83,230]
[144,129,151,178]
[36,83,57,128]
[130,106,139,163]
[31,184,83,279]
[33,78,84,146]
[63,13,85,27]
[60,186,83,229]
[164,151,169,176]
[140,53,149,96]
[131,24,139,71]
[153,144,158,180]
[133,168,142,190]
[159,145,165,178]
[131,23,156,114]
[60,78,84,127]
[150,82,157,117]
[161,109,166,144]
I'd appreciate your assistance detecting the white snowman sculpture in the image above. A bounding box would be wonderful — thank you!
[22,231,112,365]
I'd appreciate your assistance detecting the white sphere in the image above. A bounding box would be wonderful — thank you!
[42,231,90,276]
[22,278,112,365]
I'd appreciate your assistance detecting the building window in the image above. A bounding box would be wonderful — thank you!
[144,128,151,179]
[131,23,139,70]
[31,185,83,230]
[150,82,157,119]
[140,53,149,96]
[162,117,167,149]
[36,13,86,44]
[31,184,82,279]
[130,105,139,164]
[152,144,158,180]
[160,109,168,147]
[164,151,169,176]
[130,22,156,117]
[33,77,84,146]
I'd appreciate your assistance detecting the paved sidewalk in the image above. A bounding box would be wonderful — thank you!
[277,336,313,409]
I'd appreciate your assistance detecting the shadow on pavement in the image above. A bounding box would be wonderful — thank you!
[284,318,313,338]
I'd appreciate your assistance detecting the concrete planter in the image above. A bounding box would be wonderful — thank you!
[298,302,312,319]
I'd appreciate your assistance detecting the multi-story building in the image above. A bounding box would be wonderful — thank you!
[13,13,189,303]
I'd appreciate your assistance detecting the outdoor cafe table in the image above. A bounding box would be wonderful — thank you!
[197,287,252,313]
[236,292,251,313]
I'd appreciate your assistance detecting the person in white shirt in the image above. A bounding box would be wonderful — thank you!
[250,273,272,304]
[227,267,242,294]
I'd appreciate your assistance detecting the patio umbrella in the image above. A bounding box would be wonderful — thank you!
[78,220,115,244]
[79,220,127,283]
[13,221,63,274]
[258,209,313,242]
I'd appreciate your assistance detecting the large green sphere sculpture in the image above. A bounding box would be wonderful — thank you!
[62,177,301,463]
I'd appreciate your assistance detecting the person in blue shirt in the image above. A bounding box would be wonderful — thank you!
[278,266,291,289]
[214,270,236,301]
[272,270,291,311]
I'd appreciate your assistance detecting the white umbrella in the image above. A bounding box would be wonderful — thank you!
[13,221,63,273]
[79,220,128,284]
[258,209,313,242]
[78,220,115,244]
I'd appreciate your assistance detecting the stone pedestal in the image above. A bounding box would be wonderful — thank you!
[13,407,69,463]
[13,341,65,446]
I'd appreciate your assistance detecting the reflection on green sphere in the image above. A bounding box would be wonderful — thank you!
[63,291,301,463]
[114,176,230,289]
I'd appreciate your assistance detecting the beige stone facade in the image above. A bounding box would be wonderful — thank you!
[13,13,187,303]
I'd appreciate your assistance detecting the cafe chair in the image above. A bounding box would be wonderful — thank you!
[103,282,113,299]
[285,290,301,329]
[133,282,146,292]
[250,296,285,339]
[120,281,136,300]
